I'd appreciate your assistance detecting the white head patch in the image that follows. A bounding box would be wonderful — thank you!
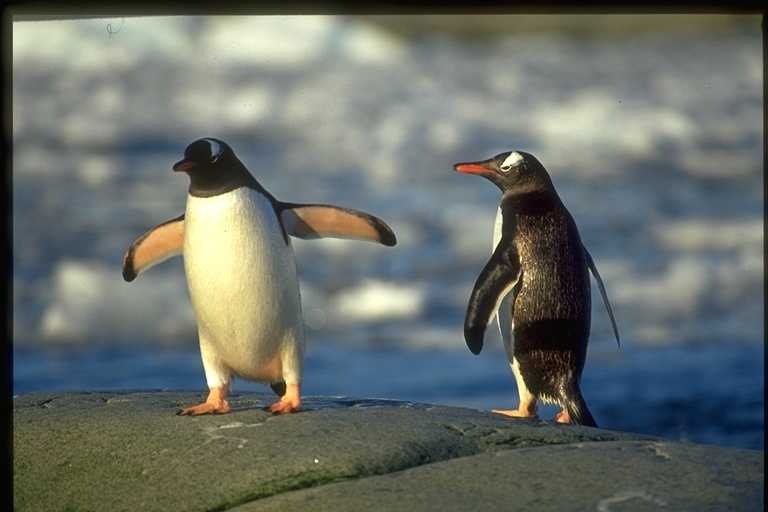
[500,151,525,170]
[203,138,224,159]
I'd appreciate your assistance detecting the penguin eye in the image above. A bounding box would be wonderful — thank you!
[209,156,219,164]
[500,151,525,172]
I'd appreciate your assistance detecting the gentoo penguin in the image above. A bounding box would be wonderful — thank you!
[123,138,396,415]
[454,151,619,427]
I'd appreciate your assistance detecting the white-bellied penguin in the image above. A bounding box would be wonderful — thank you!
[123,138,396,415]
[454,151,619,427]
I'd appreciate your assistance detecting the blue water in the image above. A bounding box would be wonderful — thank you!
[11,16,764,452]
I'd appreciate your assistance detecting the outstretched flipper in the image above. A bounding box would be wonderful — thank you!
[123,203,395,283]
[585,250,620,347]
[122,215,185,282]
[464,243,521,355]
[279,203,397,246]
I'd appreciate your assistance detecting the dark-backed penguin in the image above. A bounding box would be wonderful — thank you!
[123,138,396,415]
[454,151,619,427]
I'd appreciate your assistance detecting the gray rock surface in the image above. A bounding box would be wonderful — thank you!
[13,391,763,511]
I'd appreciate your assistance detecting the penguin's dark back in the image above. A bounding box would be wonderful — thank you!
[504,190,591,331]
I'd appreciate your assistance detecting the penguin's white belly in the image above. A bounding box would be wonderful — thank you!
[492,206,515,359]
[183,189,304,385]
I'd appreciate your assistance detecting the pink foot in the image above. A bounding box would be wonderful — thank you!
[265,383,301,415]
[492,399,538,418]
[178,386,230,416]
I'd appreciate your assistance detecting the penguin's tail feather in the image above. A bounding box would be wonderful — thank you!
[563,387,598,428]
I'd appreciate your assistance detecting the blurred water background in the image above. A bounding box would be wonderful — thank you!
[11,14,763,450]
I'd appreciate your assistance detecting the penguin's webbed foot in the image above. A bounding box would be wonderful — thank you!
[265,383,301,415]
[554,409,571,424]
[492,408,540,419]
[178,386,230,416]
[492,399,538,419]
[178,401,230,415]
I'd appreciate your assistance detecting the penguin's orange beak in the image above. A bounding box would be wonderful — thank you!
[173,160,198,173]
[453,162,491,174]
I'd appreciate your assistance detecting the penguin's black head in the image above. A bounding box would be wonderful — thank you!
[453,151,553,193]
[174,138,257,197]
[173,138,232,173]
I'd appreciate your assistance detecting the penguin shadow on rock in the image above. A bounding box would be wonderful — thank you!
[122,138,396,416]
[454,150,620,428]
